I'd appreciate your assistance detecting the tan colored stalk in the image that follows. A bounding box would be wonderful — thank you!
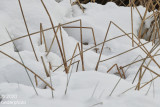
[0,50,54,90]
[41,56,50,77]
[41,0,69,74]
[18,0,38,61]
[40,23,48,52]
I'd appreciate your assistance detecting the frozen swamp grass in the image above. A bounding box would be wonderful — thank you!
[0,0,160,107]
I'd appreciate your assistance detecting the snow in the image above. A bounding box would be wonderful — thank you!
[0,0,160,107]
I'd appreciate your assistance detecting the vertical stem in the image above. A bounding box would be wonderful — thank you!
[18,0,39,61]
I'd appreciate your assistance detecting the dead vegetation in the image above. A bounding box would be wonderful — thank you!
[0,0,160,97]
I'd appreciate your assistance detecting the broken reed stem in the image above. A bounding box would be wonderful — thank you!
[41,0,69,74]
[18,0,38,61]
[132,42,160,88]
[0,19,82,47]
[41,56,50,77]
[40,23,48,52]
[6,28,38,95]
[63,26,97,52]
[106,64,123,78]
[46,26,60,56]
[95,20,159,75]
[62,60,80,72]
[136,48,160,89]
[95,21,145,71]
[112,23,160,72]
[100,41,150,62]
[95,22,112,71]
[67,43,82,71]
[52,33,130,72]
[76,60,80,72]
[49,62,52,70]
[135,47,160,88]
[140,65,160,89]
[0,50,54,90]
[121,54,160,69]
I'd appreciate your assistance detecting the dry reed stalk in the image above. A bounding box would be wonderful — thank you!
[0,19,85,47]
[80,19,85,71]
[95,22,112,71]
[121,55,146,74]
[34,75,38,86]
[132,42,160,89]
[130,0,134,47]
[41,56,50,77]
[114,25,160,70]
[106,64,123,78]
[40,24,42,45]
[48,64,54,98]
[140,65,160,86]
[138,48,160,83]
[6,28,38,95]
[95,21,159,75]
[59,25,69,74]
[100,41,150,62]
[119,66,126,79]
[132,49,156,84]
[127,0,135,6]
[18,0,38,61]
[49,62,52,70]
[40,23,48,52]
[119,82,146,95]
[119,0,127,6]
[52,33,130,72]
[135,48,160,89]
[63,26,97,52]
[140,75,158,89]
[67,43,83,71]
[152,10,160,42]
[109,77,121,96]
[89,102,103,107]
[46,26,60,56]
[0,50,54,90]
[97,22,148,67]
[62,60,80,72]
[91,81,99,98]
[138,0,152,39]
[64,52,78,95]
[76,60,80,72]
[41,0,69,74]
[73,0,85,13]
[130,1,143,20]
[121,53,160,70]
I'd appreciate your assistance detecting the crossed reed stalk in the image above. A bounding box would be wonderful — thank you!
[1,0,160,97]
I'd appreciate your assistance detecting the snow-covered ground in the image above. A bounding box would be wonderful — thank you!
[0,0,160,106]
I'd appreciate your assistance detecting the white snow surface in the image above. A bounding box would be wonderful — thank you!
[0,0,160,107]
